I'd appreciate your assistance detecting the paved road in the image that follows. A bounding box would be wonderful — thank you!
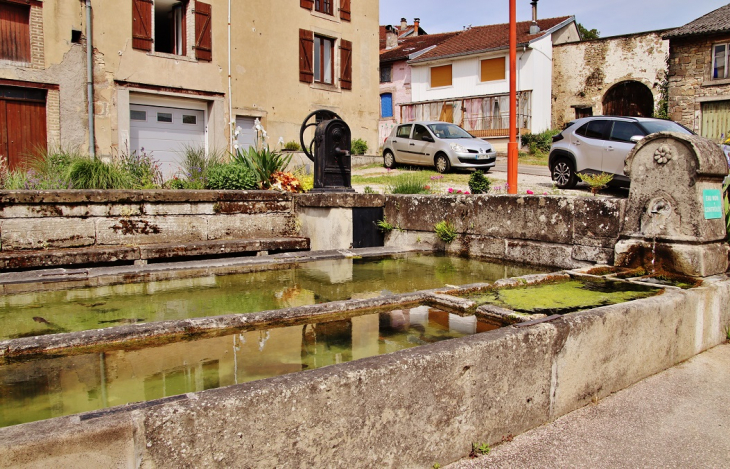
[492,159,551,177]
[448,343,730,469]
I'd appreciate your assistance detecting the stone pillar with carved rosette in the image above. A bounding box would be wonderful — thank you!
[614,132,729,277]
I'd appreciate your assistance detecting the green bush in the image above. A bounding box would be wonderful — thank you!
[180,145,223,187]
[521,129,560,155]
[468,170,491,194]
[385,172,430,194]
[351,138,368,156]
[283,140,301,151]
[206,163,258,190]
[68,158,130,189]
[118,149,163,189]
[434,220,457,243]
[232,146,292,188]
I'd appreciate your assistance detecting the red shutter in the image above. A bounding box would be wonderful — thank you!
[194,1,212,61]
[339,0,351,21]
[300,0,313,9]
[131,0,153,51]
[299,29,314,83]
[340,39,352,90]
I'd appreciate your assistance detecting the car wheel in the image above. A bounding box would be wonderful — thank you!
[383,151,396,169]
[435,154,451,173]
[551,158,577,189]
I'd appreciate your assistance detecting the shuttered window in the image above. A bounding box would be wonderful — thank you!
[300,0,314,9]
[314,0,333,15]
[340,0,351,21]
[430,65,452,88]
[299,29,314,83]
[480,57,505,82]
[340,39,352,90]
[0,1,31,62]
[132,0,153,51]
[194,1,212,61]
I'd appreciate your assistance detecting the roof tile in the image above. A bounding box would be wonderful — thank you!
[664,3,730,38]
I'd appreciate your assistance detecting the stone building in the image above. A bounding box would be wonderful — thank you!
[0,0,379,176]
[552,30,670,129]
[665,3,730,142]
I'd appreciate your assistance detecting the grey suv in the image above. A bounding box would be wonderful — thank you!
[549,116,692,188]
[383,121,496,173]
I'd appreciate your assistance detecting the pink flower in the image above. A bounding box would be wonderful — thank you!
[448,188,454,193]
[526,190,534,195]
[464,191,470,195]
[543,192,548,195]
[424,185,431,190]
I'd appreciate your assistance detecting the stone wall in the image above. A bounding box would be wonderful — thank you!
[382,194,625,269]
[667,33,730,134]
[0,190,297,251]
[0,274,727,468]
[552,31,669,128]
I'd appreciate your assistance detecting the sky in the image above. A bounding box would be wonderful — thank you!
[380,0,730,38]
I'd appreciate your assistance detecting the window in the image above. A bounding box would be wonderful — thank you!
[575,107,593,119]
[412,124,430,141]
[314,35,334,84]
[380,93,393,118]
[132,0,211,60]
[396,124,412,138]
[610,121,644,143]
[314,0,333,15]
[380,65,392,83]
[157,112,173,123]
[182,115,197,124]
[0,1,31,62]
[576,120,609,139]
[130,110,147,121]
[713,44,729,79]
[480,57,505,82]
[431,65,452,88]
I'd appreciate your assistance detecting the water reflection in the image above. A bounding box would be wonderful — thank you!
[0,306,500,428]
[0,254,546,339]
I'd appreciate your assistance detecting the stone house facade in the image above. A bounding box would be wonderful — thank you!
[665,3,730,142]
[0,0,379,176]
[552,30,670,129]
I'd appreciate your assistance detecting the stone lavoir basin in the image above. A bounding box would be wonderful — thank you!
[0,253,546,340]
[0,304,503,428]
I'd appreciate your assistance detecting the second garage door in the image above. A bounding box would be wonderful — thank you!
[130,104,205,179]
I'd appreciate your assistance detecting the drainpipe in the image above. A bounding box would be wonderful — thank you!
[85,0,95,158]
[227,0,233,153]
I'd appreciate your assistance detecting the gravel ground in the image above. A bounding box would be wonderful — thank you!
[351,164,629,199]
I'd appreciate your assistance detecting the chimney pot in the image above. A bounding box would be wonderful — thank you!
[414,18,420,37]
[401,18,408,31]
[530,0,540,34]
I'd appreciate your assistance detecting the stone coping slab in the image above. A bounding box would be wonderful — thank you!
[0,190,292,204]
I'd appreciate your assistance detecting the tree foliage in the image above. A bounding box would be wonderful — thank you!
[577,23,600,40]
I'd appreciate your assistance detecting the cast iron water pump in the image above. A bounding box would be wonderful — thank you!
[299,110,354,193]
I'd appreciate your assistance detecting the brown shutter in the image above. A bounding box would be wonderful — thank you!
[339,0,351,21]
[300,0,314,9]
[299,29,314,83]
[132,0,153,51]
[340,39,352,90]
[194,1,212,61]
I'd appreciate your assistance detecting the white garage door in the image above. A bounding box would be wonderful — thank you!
[235,116,257,152]
[130,104,206,179]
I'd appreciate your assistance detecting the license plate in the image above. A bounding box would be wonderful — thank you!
[475,154,480,160]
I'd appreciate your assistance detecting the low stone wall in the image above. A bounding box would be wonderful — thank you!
[1,275,727,467]
[383,194,625,269]
[0,190,297,251]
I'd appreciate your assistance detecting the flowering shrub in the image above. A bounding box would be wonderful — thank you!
[270,171,303,193]
[118,149,163,189]
[447,188,470,195]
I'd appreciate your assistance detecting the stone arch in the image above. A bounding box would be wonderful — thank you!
[602,80,654,117]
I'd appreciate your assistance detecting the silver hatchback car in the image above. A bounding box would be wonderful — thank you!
[383,121,497,173]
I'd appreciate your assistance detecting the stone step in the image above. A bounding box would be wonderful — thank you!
[0,238,310,271]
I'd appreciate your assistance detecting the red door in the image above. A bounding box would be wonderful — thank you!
[0,87,47,170]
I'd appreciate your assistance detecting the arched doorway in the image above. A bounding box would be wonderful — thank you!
[602,81,654,117]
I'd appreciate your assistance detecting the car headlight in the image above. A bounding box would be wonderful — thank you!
[450,143,467,153]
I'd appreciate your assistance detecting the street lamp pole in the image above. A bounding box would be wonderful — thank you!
[508,0,518,194]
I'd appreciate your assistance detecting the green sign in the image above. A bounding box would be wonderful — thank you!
[703,189,723,220]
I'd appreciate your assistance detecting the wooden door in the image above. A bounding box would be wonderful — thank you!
[0,87,47,170]
[701,100,730,143]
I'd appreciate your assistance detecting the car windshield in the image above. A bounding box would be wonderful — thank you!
[639,120,693,135]
[427,123,473,139]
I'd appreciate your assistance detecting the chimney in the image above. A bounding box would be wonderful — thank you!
[414,18,420,37]
[385,25,398,50]
[400,18,408,32]
[529,0,540,34]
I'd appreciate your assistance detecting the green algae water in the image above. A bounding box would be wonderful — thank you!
[0,305,501,428]
[465,279,661,315]
[0,254,546,340]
